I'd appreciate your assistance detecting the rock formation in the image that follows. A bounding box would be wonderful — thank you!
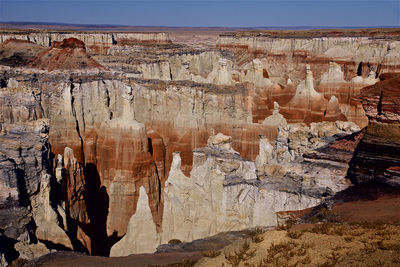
[262,101,287,127]
[0,39,47,67]
[27,38,104,71]
[0,108,60,264]
[110,123,360,253]
[0,31,170,54]
[110,187,159,256]
[242,58,272,87]
[348,73,400,183]
[1,29,400,264]
[283,64,328,123]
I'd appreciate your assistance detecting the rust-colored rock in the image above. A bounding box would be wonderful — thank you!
[349,74,400,183]
[0,39,47,67]
[359,73,400,124]
[27,38,105,71]
[52,38,86,49]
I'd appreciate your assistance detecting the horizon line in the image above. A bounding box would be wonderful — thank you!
[1,21,399,30]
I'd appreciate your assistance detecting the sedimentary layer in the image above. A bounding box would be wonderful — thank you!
[1,30,400,263]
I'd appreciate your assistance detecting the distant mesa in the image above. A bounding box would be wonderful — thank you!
[51,37,86,49]
[0,38,47,67]
[27,37,105,71]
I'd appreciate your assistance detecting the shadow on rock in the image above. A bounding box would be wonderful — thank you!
[84,163,122,256]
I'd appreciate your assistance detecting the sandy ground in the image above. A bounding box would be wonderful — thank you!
[197,223,400,267]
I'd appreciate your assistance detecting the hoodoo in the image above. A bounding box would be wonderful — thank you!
[283,64,328,123]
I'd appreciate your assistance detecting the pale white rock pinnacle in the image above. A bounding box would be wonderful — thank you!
[243,58,272,87]
[110,186,160,256]
[255,135,275,168]
[262,101,288,128]
[320,61,345,84]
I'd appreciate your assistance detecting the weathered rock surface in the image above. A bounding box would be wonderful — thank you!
[262,102,287,127]
[348,74,400,183]
[0,39,47,67]
[27,38,104,71]
[0,31,170,54]
[111,123,359,254]
[0,99,68,264]
[1,30,400,263]
[110,187,159,256]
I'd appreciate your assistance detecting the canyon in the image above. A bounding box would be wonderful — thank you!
[0,28,399,266]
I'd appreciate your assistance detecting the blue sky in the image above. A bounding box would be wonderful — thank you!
[0,0,399,27]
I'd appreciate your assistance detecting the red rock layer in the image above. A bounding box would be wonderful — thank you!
[50,122,161,255]
[27,38,105,71]
[331,130,365,152]
[0,39,47,67]
[348,74,400,183]
[52,38,85,49]
[251,84,296,123]
[146,122,278,179]
[219,45,400,127]
[94,125,160,235]
[359,73,400,124]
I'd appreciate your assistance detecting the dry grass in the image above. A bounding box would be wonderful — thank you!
[201,250,221,258]
[196,222,400,267]
[10,258,28,267]
[250,227,266,243]
[224,241,256,267]
[168,239,182,244]
[287,230,303,239]
[276,218,296,231]
[149,259,197,267]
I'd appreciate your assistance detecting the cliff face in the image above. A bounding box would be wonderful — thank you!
[216,35,400,127]
[0,31,170,54]
[0,81,71,265]
[1,30,400,262]
[110,119,361,256]
[0,69,278,258]
[348,74,400,183]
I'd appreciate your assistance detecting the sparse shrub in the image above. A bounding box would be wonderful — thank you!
[363,243,377,254]
[344,236,354,242]
[376,228,397,239]
[261,241,301,266]
[287,230,303,239]
[250,228,266,243]
[348,228,365,237]
[309,223,332,235]
[296,244,308,256]
[202,250,221,258]
[300,255,311,264]
[251,227,266,236]
[327,251,340,263]
[224,241,256,267]
[252,234,264,243]
[375,240,400,251]
[353,221,386,230]
[332,225,347,236]
[317,251,339,267]
[309,208,338,223]
[392,256,400,264]
[10,258,28,267]
[148,259,197,267]
[168,239,182,244]
[267,241,297,259]
[277,218,296,231]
